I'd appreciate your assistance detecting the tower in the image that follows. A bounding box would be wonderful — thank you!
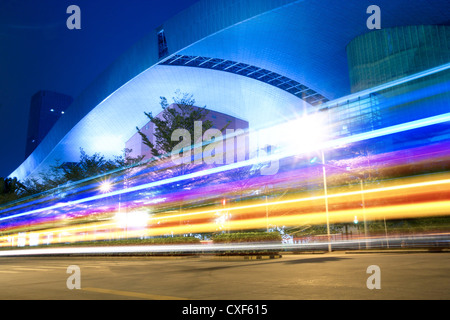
[25,90,73,159]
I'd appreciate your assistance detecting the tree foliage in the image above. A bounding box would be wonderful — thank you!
[136,90,215,159]
[0,177,29,204]
[0,148,143,206]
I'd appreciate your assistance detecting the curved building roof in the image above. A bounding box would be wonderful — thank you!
[10,0,450,180]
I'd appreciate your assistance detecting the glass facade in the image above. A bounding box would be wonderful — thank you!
[160,54,329,106]
[347,25,450,93]
[320,65,450,156]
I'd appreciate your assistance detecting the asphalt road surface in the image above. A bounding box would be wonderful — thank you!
[0,252,448,300]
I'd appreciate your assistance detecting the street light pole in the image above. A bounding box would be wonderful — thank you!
[265,185,269,232]
[360,179,368,249]
[321,150,332,252]
[316,151,371,251]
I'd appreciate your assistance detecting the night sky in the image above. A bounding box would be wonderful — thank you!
[0,0,199,178]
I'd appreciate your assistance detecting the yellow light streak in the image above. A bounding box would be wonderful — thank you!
[1,174,449,247]
[146,174,450,223]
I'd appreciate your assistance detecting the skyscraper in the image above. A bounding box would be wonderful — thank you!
[25,90,73,159]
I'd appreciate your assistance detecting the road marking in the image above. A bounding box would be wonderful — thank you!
[0,265,65,271]
[13,267,50,272]
[82,287,188,300]
[76,265,103,268]
[5,265,52,268]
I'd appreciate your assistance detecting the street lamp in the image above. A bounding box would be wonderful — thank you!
[275,112,331,249]
[320,150,332,252]
[312,152,369,250]
[99,181,112,193]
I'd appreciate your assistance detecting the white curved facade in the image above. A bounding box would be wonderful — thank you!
[9,0,450,180]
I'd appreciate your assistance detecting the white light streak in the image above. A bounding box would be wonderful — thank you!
[1,111,449,223]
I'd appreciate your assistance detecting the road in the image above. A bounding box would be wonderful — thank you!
[0,252,449,300]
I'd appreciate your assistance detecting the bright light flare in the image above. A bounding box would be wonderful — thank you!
[115,210,149,228]
[259,113,329,154]
[99,181,112,193]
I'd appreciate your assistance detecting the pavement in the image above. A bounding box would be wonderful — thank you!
[0,250,449,300]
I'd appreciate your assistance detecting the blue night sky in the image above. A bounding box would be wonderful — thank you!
[0,0,199,178]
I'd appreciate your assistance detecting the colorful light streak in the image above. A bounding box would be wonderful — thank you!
[1,170,449,248]
[1,65,449,253]
[1,109,449,224]
[0,232,449,257]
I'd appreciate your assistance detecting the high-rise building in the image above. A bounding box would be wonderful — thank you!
[347,25,450,93]
[25,90,73,159]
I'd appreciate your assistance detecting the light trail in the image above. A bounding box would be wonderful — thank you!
[1,172,448,247]
[1,111,450,224]
[153,174,450,220]
[1,64,449,252]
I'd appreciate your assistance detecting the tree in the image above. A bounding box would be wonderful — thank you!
[134,91,233,197]
[0,148,144,206]
[34,148,143,188]
[134,91,234,236]
[136,90,215,160]
[0,177,28,205]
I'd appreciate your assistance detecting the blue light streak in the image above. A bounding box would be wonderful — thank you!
[1,111,449,223]
[2,64,449,224]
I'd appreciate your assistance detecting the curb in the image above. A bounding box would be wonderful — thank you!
[283,251,327,255]
[205,254,283,261]
[344,248,450,254]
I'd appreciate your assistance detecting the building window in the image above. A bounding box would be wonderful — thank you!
[157,29,168,59]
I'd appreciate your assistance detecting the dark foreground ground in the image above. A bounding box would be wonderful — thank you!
[0,251,448,300]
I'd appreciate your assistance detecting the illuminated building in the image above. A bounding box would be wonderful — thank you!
[8,0,449,182]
